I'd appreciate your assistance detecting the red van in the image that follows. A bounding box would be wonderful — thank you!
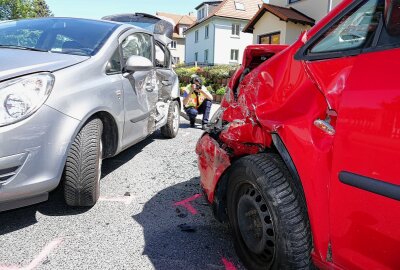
[196,0,400,269]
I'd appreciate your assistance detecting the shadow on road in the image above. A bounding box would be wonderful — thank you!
[133,177,243,270]
[0,131,159,235]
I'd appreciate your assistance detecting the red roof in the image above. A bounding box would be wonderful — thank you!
[243,3,315,33]
[186,0,263,32]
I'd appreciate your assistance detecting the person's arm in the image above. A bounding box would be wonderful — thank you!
[183,84,194,106]
[200,86,213,101]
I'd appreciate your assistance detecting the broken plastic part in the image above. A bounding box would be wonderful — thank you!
[196,134,231,202]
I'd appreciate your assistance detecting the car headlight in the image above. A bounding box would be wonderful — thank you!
[0,73,55,127]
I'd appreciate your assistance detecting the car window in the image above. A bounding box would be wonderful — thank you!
[121,32,153,64]
[0,28,43,48]
[155,42,170,68]
[309,0,384,54]
[0,18,117,56]
[51,34,73,52]
[106,48,122,74]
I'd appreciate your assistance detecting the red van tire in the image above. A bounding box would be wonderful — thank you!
[226,153,312,270]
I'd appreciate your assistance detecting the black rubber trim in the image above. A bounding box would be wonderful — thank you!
[339,171,400,201]
[130,111,151,123]
[294,0,373,61]
[271,133,301,184]
[0,166,18,176]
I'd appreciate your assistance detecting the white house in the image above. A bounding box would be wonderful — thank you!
[268,0,343,22]
[244,0,343,45]
[184,0,263,65]
[156,12,196,64]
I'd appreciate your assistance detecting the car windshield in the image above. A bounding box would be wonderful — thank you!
[0,18,118,56]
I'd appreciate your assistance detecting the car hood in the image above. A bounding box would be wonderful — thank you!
[0,49,89,82]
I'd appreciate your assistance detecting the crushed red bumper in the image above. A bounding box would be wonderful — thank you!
[195,134,231,203]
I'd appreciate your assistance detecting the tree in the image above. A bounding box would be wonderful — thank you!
[31,0,53,18]
[0,0,52,20]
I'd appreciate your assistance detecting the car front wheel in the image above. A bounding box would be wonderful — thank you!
[161,100,180,138]
[227,153,313,270]
[63,118,103,207]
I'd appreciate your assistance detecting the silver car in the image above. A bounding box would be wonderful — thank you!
[0,17,181,211]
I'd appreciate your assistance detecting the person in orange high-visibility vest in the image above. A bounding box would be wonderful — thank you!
[182,75,213,130]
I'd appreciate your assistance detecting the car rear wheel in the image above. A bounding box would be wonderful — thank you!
[63,118,103,207]
[161,100,180,138]
[227,153,313,270]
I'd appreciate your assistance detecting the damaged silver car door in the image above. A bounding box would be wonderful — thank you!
[119,31,158,146]
[154,41,174,101]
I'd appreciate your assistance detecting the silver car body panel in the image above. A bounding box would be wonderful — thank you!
[0,20,179,210]
[0,49,89,82]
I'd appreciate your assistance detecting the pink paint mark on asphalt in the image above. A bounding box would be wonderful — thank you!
[174,193,202,215]
[99,196,133,205]
[0,265,19,270]
[222,258,237,270]
[0,238,63,270]
[24,238,63,270]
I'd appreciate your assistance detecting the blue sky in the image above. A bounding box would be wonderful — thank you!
[46,0,202,19]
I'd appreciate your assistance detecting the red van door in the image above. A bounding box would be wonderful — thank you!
[298,0,400,268]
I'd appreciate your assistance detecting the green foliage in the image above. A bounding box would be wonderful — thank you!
[216,87,226,96]
[207,85,215,94]
[0,0,52,20]
[175,65,238,91]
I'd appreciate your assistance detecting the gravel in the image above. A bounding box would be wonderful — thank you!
[0,118,244,270]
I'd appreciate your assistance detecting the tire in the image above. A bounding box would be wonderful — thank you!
[226,153,312,270]
[63,118,103,207]
[161,100,180,138]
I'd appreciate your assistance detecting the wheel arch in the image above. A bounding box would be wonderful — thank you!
[212,133,309,225]
[68,110,120,160]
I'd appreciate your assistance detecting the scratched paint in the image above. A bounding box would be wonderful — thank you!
[174,194,202,215]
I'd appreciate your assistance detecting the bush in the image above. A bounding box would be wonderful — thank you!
[216,87,226,96]
[175,65,238,90]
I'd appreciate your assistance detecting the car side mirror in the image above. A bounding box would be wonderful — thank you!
[125,55,153,73]
[385,0,400,36]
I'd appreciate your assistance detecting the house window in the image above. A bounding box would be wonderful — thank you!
[195,52,198,62]
[259,32,281,44]
[170,40,177,49]
[173,57,180,64]
[234,1,245,11]
[182,26,188,36]
[195,30,199,43]
[230,49,239,61]
[232,24,240,36]
[288,0,301,3]
[204,49,208,62]
[198,8,205,20]
[205,25,209,39]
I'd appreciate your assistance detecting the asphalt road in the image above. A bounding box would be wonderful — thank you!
[0,118,244,270]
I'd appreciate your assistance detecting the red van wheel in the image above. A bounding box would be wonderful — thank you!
[227,153,313,270]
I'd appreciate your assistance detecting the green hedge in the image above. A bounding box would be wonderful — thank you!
[176,65,238,93]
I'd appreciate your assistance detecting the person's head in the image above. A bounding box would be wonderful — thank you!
[190,74,202,86]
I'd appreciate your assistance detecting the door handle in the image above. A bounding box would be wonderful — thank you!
[115,89,122,99]
[145,84,154,92]
[162,80,171,86]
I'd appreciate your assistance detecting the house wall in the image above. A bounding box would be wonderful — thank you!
[185,21,216,64]
[213,17,253,65]
[170,38,185,64]
[285,21,311,44]
[268,0,335,22]
[252,13,288,44]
